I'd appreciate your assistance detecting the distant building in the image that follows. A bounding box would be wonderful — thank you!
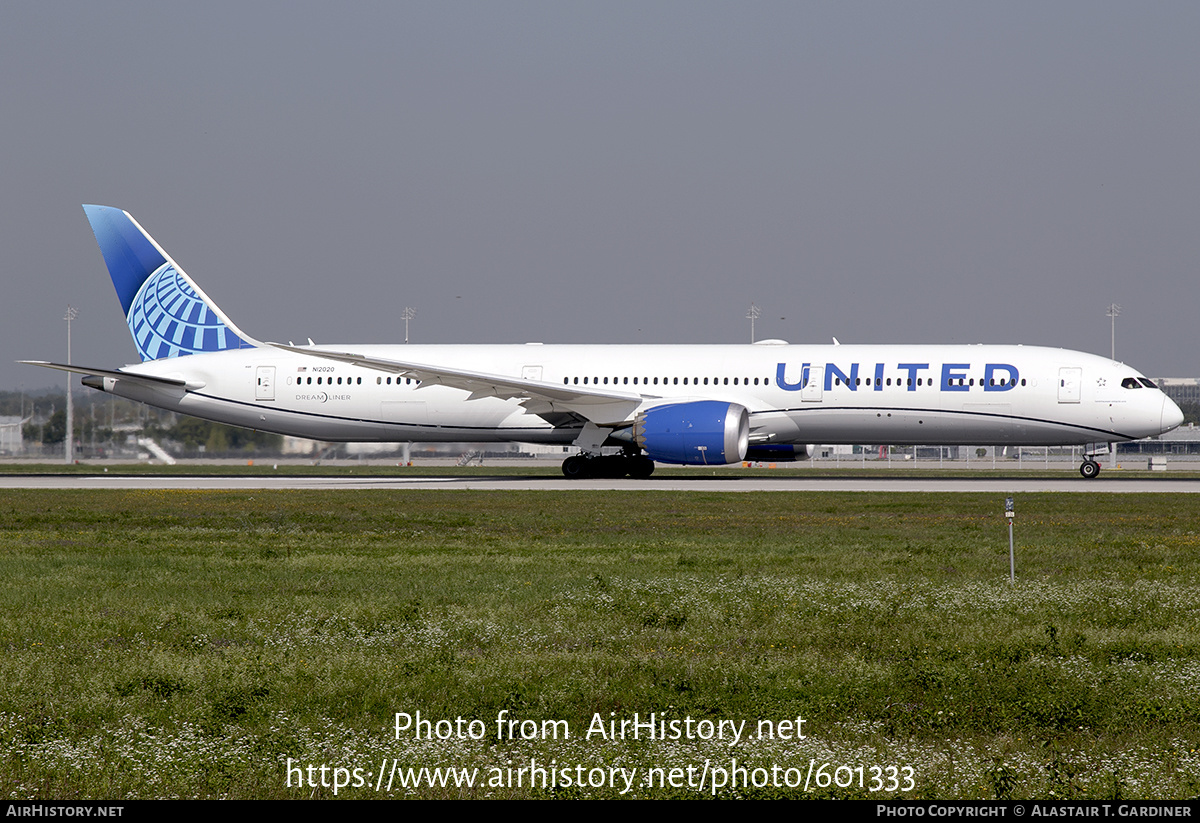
[1154,378,1200,406]
[0,416,26,454]
[282,436,320,456]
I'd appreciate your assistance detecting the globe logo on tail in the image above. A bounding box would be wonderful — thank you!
[127,262,249,361]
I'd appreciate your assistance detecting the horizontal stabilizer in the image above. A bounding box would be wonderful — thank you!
[17,361,199,390]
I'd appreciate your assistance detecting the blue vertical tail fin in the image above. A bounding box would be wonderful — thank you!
[82,205,259,361]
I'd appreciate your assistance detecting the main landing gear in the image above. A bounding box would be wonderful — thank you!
[1079,458,1101,479]
[562,453,655,479]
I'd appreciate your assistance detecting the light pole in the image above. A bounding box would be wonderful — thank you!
[1106,303,1120,361]
[402,307,416,344]
[1105,303,1120,468]
[64,306,78,463]
[746,303,760,343]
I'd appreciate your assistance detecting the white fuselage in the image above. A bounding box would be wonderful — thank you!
[102,342,1181,451]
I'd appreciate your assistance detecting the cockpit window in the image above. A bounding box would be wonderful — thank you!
[1121,377,1142,389]
[1138,378,1157,389]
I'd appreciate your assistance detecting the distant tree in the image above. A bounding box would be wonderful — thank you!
[41,410,66,445]
[159,416,282,454]
[169,417,213,450]
[22,420,40,442]
[1178,401,1200,427]
[205,424,230,453]
[0,391,42,417]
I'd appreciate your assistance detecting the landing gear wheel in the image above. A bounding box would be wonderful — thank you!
[628,457,655,479]
[595,455,630,478]
[562,455,591,479]
[1079,459,1100,479]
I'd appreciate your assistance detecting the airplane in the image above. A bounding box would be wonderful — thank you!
[22,205,1184,479]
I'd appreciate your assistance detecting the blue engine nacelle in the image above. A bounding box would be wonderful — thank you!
[633,401,749,465]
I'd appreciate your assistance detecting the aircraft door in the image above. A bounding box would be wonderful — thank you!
[256,366,276,401]
[1058,367,1081,403]
[802,366,823,402]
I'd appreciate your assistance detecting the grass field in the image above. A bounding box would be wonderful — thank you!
[2,488,1199,799]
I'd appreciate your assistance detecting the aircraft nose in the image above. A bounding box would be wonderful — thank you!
[1162,395,1184,433]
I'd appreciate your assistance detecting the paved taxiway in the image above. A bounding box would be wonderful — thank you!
[2,474,1198,492]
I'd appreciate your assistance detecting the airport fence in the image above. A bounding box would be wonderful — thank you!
[756,442,1200,471]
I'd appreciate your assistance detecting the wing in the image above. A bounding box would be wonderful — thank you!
[268,343,653,427]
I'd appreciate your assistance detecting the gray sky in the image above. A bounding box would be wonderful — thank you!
[3,1,1198,393]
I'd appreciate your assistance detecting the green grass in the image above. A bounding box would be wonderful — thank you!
[2,490,1200,798]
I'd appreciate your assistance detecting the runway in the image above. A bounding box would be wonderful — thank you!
[2,473,1198,492]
